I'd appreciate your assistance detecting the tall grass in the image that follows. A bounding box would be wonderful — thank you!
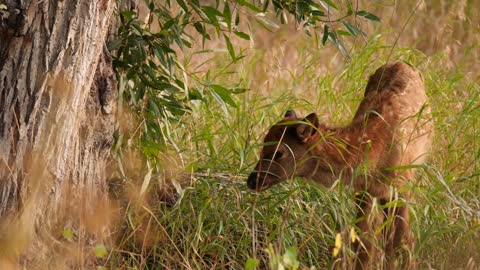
[109,1,479,269]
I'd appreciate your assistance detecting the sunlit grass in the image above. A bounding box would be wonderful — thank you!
[109,2,480,268]
[109,36,480,268]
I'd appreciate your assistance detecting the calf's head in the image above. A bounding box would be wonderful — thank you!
[247,110,320,191]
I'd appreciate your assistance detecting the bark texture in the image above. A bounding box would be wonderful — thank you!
[0,0,116,267]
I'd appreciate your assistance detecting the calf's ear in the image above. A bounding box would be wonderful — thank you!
[296,113,319,142]
[284,110,297,118]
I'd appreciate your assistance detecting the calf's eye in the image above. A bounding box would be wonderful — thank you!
[273,151,285,161]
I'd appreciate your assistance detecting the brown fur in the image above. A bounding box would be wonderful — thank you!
[247,61,434,269]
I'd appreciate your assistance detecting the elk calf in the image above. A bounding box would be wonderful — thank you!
[247,61,433,269]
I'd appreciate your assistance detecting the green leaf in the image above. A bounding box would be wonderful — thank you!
[311,10,326,17]
[94,244,108,258]
[210,84,237,107]
[194,22,211,39]
[296,1,311,16]
[176,0,189,12]
[245,258,259,270]
[224,2,232,30]
[262,0,270,12]
[356,10,381,22]
[235,11,240,26]
[342,21,360,37]
[337,30,351,36]
[319,0,338,10]
[163,18,176,30]
[255,18,274,32]
[188,87,204,100]
[230,87,247,94]
[202,6,221,32]
[255,15,279,29]
[328,31,349,57]
[143,65,159,83]
[346,1,354,15]
[233,31,250,40]
[322,24,329,45]
[209,84,229,95]
[237,0,262,13]
[121,10,136,22]
[202,6,224,18]
[223,34,236,62]
[107,39,123,50]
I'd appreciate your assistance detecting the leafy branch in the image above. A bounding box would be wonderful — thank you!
[109,0,380,161]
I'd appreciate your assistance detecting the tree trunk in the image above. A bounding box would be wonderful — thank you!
[0,0,116,267]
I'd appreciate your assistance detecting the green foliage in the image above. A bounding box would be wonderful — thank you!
[268,0,380,53]
[110,1,245,153]
[109,0,379,163]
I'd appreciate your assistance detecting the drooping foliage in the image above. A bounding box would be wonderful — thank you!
[109,0,380,160]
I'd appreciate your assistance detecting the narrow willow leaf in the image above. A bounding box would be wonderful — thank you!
[237,0,262,12]
[342,21,360,37]
[320,0,338,10]
[255,14,279,29]
[210,84,237,107]
[255,18,274,32]
[223,2,231,30]
[322,24,329,45]
[223,34,236,61]
[202,6,224,17]
[233,31,250,40]
[194,22,211,39]
[312,10,326,17]
[356,10,381,22]
[176,0,188,12]
[337,30,351,36]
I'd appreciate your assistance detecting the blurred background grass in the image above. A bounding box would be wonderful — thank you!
[109,1,480,269]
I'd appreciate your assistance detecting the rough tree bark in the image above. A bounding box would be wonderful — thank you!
[0,0,116,267]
